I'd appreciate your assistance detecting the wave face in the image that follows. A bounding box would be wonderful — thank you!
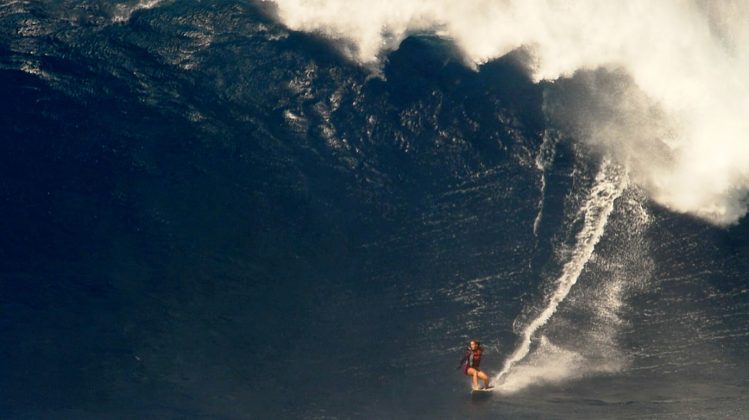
[271,0,749,226]
[2,1,749,418]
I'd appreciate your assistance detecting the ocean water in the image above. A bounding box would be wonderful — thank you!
[2,1,749,418]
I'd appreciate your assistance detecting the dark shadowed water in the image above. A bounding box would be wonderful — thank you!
[2,1,749,418]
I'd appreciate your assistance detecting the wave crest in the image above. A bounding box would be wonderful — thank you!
[268,0,749,225]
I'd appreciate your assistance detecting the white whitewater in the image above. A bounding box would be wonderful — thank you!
[269,0,749,226]
[495,158,626,389]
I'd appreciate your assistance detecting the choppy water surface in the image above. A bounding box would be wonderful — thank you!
[2,1,749,418]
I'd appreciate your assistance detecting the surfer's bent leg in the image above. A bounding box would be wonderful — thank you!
[477,370,490,388]
[467,367,479,389]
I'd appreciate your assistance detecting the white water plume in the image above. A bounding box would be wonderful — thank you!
[496,336,603,393]
[495,159,626,389]
[268,0,749,226]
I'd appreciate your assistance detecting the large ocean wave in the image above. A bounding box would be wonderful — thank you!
[3,1,749,417]
[268,0,749,226]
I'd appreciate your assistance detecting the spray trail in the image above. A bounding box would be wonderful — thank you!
[533,130,558,237]
[496,158,626,386]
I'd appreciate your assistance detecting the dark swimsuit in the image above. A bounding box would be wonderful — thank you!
[461,348,482,375]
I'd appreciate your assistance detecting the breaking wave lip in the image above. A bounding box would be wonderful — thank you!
[494,158,626,392]
[267,0,749,226]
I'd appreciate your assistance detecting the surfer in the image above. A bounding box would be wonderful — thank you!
[457,340,492,390]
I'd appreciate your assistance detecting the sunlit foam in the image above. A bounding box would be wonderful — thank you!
[496,335,622,393]
[267,0,749,225]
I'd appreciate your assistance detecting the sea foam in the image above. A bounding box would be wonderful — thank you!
[267,0,749,226]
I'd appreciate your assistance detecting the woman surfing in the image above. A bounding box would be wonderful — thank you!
[458,339,493,390]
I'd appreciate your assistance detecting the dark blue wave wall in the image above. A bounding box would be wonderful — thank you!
[0,1,557,417]
[3,1,749,418]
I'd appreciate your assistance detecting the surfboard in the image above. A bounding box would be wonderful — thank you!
[471,386,494,394]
